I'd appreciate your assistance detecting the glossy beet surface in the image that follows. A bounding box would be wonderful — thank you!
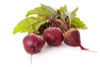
[44,27,63,46]
[23,34,45,54]
[64,28,88,50]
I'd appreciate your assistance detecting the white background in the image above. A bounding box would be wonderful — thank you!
[0,0,100,67]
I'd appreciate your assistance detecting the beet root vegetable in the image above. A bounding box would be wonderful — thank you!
[64,28,88,50]
[44,27,63,46]
[23,34,45,54]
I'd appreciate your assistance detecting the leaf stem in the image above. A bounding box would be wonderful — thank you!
[39,14,68,31]
[49,6,66,24]
[27,18,68,31]
[54,22,65,32]
[69,14,71,29]
[51,23,54,27]
[49,18,68,31]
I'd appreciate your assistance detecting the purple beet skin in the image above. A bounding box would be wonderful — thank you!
[23,34,45,54]
[44,27,63,46]
[64,28,88,50]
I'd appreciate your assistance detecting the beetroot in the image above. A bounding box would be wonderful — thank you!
[13,5,96,64]
[44,27,63,46]
[23,34,45,54]
[64,28,88,50]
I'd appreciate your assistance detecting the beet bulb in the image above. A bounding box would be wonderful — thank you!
[64,28,88,50]
[23,34,45,54]
[44,27,63,46]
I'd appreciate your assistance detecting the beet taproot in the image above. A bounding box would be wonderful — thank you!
[23,34,45,54]
[64,28,88,50]
[44,27,63,46]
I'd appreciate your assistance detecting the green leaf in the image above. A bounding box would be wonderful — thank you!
[66,7,87,29]
[26,4,56,17]
[37,15,47,19]
[41,4,56,17]
[13,17,46,34]
[57,5,67,20]
[71,17,87,29]
[33,21,46,31]
[13,17,37,34]
[71,7,78,21]
[26,7,45,17]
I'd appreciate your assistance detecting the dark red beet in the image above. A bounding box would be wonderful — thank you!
[44,27,63,46]
[64,28,88,50]
[23,34,45,54]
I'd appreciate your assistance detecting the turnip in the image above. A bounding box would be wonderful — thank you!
[44,27,63,46]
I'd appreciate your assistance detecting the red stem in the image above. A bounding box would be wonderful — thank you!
[54,23,56,27]
[49,23,51,27]
[69,15,71,29]
[49,18,68,31]
[49,6,66,24]
[27,18,68,31]
[39,14,68,30]
[55,22,65,33]
[51,23,53,27]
